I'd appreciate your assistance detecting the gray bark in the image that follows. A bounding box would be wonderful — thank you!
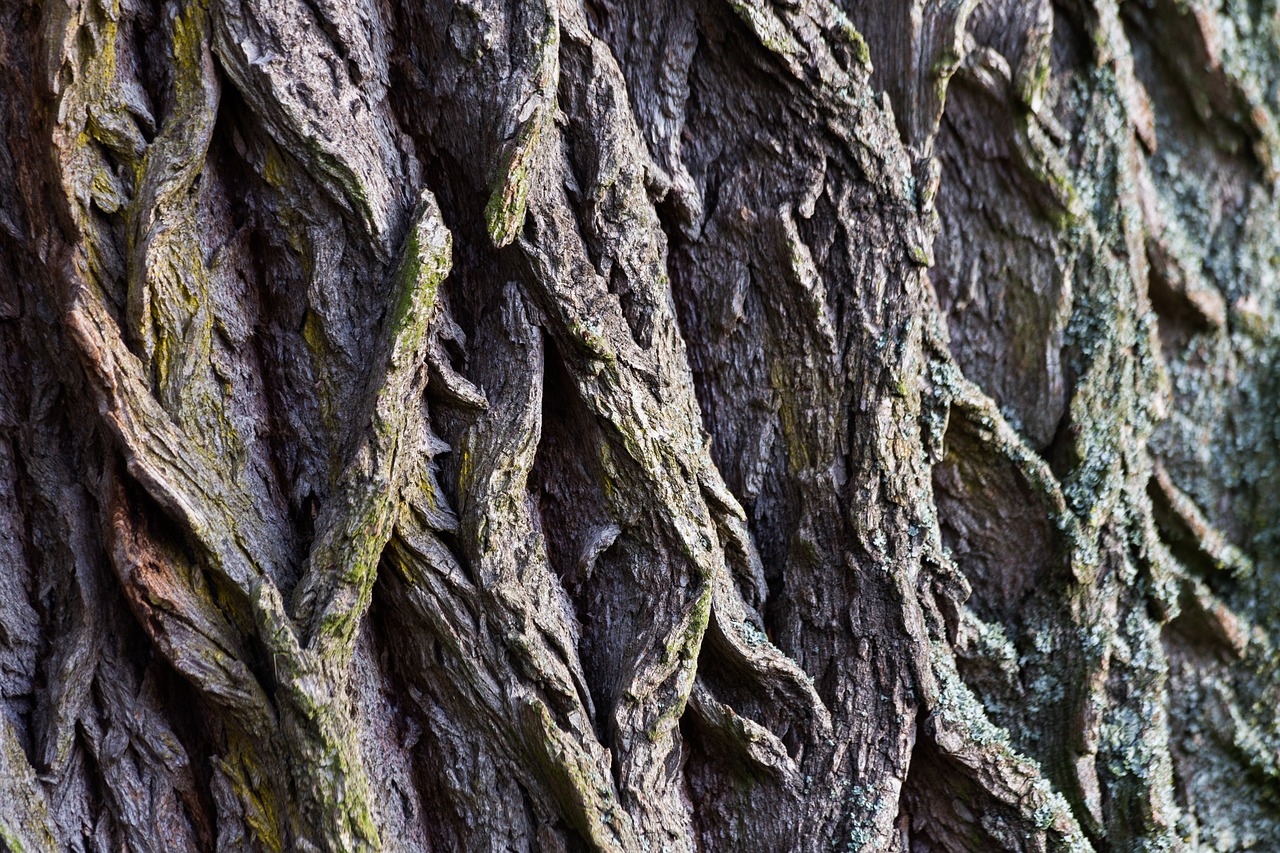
[1,0,1279,849]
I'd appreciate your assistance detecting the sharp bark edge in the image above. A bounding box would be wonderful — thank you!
[0,0,1274,850]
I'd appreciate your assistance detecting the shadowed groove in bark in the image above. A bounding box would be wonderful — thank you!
[1,0,1280,849]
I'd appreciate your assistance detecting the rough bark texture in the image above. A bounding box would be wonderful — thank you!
[1,0,1279,849]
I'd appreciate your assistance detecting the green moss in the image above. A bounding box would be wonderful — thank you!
[221,736,287,853]
[387,209,450,368]
[485,4,558,247]
[0,825,25,853]
[485,144,535,247]
[728,1,800,58]
[305,195,451,665]
[169,0,209,88]
[663,582,713,669]
[841,22,871,68]
[568,318,617,363]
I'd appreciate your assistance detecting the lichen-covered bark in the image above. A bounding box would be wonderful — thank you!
[1,0,1279,849]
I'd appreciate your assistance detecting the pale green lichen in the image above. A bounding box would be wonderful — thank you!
[928,642,1094,852]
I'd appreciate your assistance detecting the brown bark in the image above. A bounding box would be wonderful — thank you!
[1,0,1279,849]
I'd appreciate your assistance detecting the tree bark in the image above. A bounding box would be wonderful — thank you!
[1,0,1278,849]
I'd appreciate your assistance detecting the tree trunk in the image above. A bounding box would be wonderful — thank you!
[1,0,1278,848]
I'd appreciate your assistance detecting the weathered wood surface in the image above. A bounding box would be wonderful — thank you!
[1,0,1279,849]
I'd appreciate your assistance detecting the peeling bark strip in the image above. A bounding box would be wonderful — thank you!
[2,0,1280,848]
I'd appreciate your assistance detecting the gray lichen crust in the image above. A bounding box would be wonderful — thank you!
[0,0,1277,850]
